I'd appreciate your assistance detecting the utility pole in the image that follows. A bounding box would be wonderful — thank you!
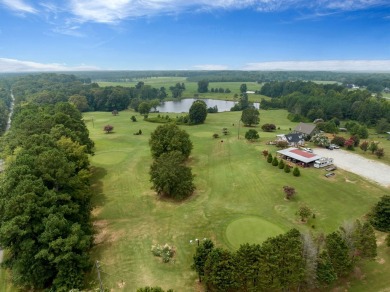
[96,260,104,292]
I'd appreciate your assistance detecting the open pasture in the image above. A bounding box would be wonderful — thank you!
[97,77,265,102]
[81,109,389,291]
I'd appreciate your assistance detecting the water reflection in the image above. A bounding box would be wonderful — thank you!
[156,98,259,113]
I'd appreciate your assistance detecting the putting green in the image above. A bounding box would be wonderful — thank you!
[91,151,128,165]
[226,216,285,248]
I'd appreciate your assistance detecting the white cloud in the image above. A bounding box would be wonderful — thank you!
[0,0,37,14]
[193,64,229,70]
[0,58,100,72]
[242,60,390,71]
[67,0,389,24]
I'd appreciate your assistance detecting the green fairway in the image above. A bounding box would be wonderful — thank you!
[79,109,390,291]
[225,216,285,248]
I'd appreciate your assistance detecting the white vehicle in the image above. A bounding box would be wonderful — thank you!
[314,157,334,168]
[302,147,313,153]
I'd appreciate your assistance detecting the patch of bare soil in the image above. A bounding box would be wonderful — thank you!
[93,220,124,245]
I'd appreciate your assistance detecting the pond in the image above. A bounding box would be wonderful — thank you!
[156,98,259,113]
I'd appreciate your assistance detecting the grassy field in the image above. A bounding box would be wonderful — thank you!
[81,109,389,291]
[1,109,389,291]
[98,77,266,102]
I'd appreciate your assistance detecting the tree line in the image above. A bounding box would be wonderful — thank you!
[260,81,390,128]
[193,221,377,291]
[0,102,94,291]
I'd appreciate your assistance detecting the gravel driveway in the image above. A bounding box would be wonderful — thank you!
[313,148,390,188]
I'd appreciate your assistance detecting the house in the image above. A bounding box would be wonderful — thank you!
[293,122,317,137]
[276,133,305,147]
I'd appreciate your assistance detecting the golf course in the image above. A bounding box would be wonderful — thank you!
[82,108,390,291]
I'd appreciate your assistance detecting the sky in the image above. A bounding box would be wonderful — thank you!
[0,0,390,72]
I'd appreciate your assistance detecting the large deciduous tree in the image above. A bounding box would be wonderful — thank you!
[189,100,207,124]
[241,107,260,127]
[149,151,195,200]
[149,123,193,159]
[197,79,209,93]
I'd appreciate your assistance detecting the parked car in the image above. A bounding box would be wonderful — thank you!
[325,172,335,178]
[326,145,334,150]
[326,166,337,171]
[329,144,340,149]
[302,147,313,153]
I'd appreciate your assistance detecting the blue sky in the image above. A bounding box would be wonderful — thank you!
[0,0,390,72]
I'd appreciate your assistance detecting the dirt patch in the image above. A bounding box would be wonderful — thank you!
[313,149,390,188]
[376,258,386,264]
[93,220,124,245]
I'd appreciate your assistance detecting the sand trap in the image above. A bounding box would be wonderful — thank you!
[313,148,390,188]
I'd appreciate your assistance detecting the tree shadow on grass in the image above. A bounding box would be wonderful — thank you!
[90,166,108,209]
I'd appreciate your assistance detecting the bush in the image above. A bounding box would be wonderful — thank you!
[278,159,285,169]
[331,136,346,147]
[293,167,300,177]
[375,148,385,158]
[272,157,279,166]
[276,140,289,148]
[131,115,137,122]
[284,164,291,173]
[151,243,175,263]
[283,185,296,200]
[267,153,273,163]
[213,133,219,139]
[245,129,260,141]
[261,123,276,132]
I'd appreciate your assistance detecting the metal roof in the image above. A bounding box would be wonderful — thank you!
[277,147,322,163]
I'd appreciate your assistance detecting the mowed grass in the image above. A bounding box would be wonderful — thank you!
[80,109,390,291]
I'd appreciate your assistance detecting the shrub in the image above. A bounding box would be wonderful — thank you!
[278,159,285,169]
[375,148,384,159]
[104,124,114,133]
[276,140,289,148]
[131,115,137,122]
[262,150,269,158]
[331,136,346,147]
[283,185,296,200]
[272,157,279,166]
[245,129,260,141]
[213,133,219,139]
[293,167,300,177]
[298,205,312,222]
[360,141,369,152]
[261,123,276,132]
[151,243,175,263]
[267,153,273,163]
[284,164,291,173]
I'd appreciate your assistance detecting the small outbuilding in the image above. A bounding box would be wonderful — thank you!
[277,147,322,166]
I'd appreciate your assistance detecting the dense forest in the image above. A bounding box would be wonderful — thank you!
[0,77,94,290]
[260,81,390,128]
[3,70,390,89]
[0,79,12,135]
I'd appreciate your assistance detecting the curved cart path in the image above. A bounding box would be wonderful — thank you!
[313,148,390,188]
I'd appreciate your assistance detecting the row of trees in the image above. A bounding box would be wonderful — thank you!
[260,81,390,128]
[0,102,94,290]
[149,124,195,200]
[193,222,377,291]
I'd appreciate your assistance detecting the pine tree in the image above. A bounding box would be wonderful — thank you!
[316,250,337,286]
[325,232,353,277]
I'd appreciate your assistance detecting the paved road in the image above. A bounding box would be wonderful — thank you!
[0,90,14,263]
[314,148,390,188]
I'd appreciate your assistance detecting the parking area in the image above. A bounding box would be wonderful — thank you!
[313,148,390,188]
